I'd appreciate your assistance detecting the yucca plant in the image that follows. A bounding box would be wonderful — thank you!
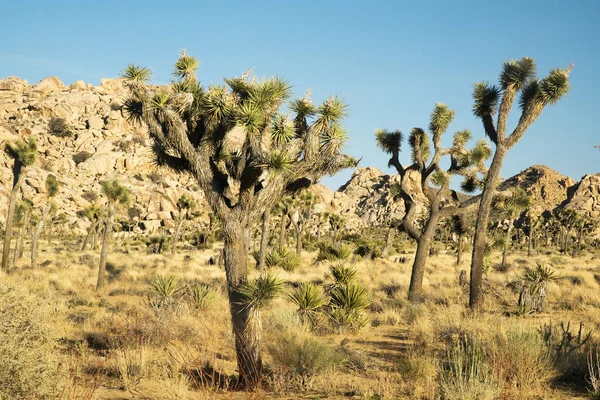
[288,283,326,326]
[265,248,300,272]
[237,273,284,312]
[518,263,558,314]
[330,263,357,286]
[190,284,217,311]
[316,243,353,262]
[121,52,355,388]
[149,275,181,300]
[470,59,571,309]
[328,282,371,332]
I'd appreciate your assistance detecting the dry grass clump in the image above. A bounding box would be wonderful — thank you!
[0,283,66,399]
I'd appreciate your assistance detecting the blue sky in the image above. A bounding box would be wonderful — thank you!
[1,1,598,190]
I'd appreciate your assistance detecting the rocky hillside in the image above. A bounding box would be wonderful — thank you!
[1,75,599,236]
[0,76,209,235]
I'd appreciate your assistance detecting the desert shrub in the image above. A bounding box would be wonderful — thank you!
[192,231,214,250]
[316,243,352,262]
[539,320,591,380]
[328,282,370,332]
[265,248,300,272]
[267,333,345,389]
[330,263,357,285]
[288,283,326,326]
[48,117,74,137]
[146,235,170,254]
[352,236,384,259]
[588,351,600,399]
[114,139,134,152]
[189,284,217,311]
[488,327,557,392]
[147,275,186,314]
[73,151,93,165]
[149,170,163,184]
[439,337,498,400]
[0,284,65,398]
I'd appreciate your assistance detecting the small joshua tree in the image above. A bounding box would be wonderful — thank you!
[171,194,195,254]
[375,103,490,301]
[121,52,355,388]
[96,180,130,290]
[2,139,36,272]
[493,187,531,269]
[469,58,571,309]
[79,204,102,251]
[31,174,59,268]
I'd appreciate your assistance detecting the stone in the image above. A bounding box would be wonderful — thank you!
[0,76,28,92]
[70,80,86,92]
[33,76,66,95]
[87,115,104,130]
[100,78,124,94]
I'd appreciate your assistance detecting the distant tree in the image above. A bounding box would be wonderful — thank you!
[2,139,37,272]
[523,209,542,257]
[79,204,102,251]
[450,213,473,267]
[289,191,316,255]
[273,197,294,251]
[328,213,345,245]
[172,194,195,254]
[572,212,597,257]
[127,204,143,232]
[469,58,571,309]
[375,103,490,302]
[257,210,271,273]
[96,180,130,290]
[31,174,59,268]
[493,187,531,269]
[121,53,355,388]
[12,198,33,265]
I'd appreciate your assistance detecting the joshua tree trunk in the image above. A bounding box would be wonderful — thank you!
[2,172,25,272]
[92,223,100,250]
[470,146,506,309]
[501,219,514,269]
[527,225,533,257]
[31,203,51,269]
[96,205,114,291]
[295,225,302,255]
[456,234,463,266]
[222,218,262,389]
[382,226,395,258]
[258,211,270,273]
[171,209,187,255]
[278,213,287,251]
[81,220,99,251]
[408,211,440,302]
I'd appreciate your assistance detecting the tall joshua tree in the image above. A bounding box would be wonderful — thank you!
[494,187,531,269]
[470,58,571,309]
[2,139,36,272]
[79,204,102,251]
[121,53,354,388]
[375,103,490,301]
[12,198,33,265]
[96,180,130,290]
[31,174,59,268]
[289,191,315,255]
[172,194,195,254]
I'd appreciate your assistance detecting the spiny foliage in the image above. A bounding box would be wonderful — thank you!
[264,248,301,272]
[190,284,217,311]
[100,179,130,205]
[5,139,37,167]
[176,194,195,211]
[288,283,326,325]
[149,275,181,299]
[45,174,59,197]
[121,52,355,222]
[237,273,284,312]
[330,263,358,286]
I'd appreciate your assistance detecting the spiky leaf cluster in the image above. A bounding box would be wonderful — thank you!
[121,53,355,221]
[45,174,59,198]
[5,139,37,167]
[100,179,131,205]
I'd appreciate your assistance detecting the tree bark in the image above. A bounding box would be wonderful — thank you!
[31,203,51,269]
[470,145,507,310]
[456,234,462,267]
[96,205,113,291]
[278,212,287,251]
[501,219,514,269]
[15,211,30,261]
[382,226,395,258]
[171,209,187,255]
[258,211,270,273]
[81,220,99,251]
[2,170,25,272]
[527,224,533,257]
[295,225,302,255]
[408,211,440,302]
[222,219,262,389]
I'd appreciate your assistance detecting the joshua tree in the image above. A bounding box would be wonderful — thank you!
[328,213,345,245]
[273,196,293,251]
[375,103,490,302]
[523,209,542,257]
[469,58,571,309]
[572,212,597,257]
[79,204,102,251]
[121,53,354,388]
[172,194,195,254]
[2,139,37,272]
[450,213,473,267]
[257,210,271,272]
[493,187,531,269]
[11,198,33,266]
[289,191,316,255]
[31,174,59,268]
[96,180,130,290]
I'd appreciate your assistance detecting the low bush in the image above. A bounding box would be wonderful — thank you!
[316,243,353,262]
[49,117,74,137]
[73,151,93,165]
[265,248,300,272]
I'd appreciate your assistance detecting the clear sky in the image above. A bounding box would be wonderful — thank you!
[1,0,598,190]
